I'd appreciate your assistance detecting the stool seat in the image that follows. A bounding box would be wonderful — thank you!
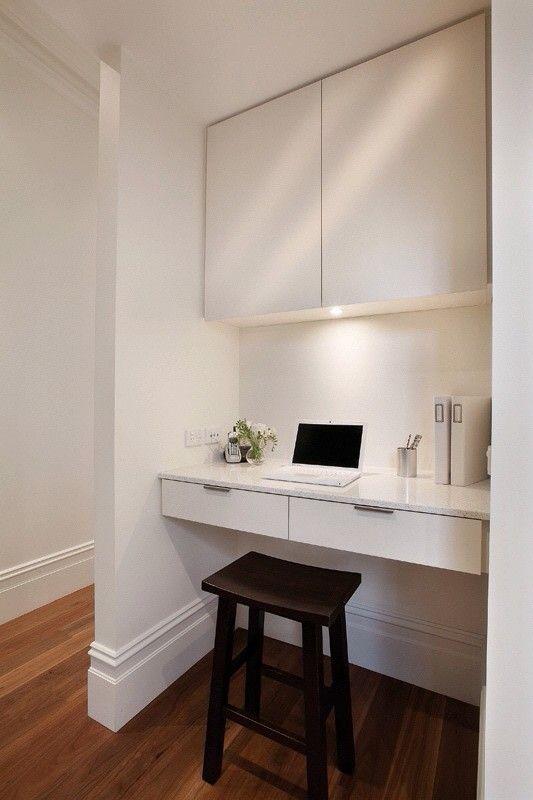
[202,551,361,626]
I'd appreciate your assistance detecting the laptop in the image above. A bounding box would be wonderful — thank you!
[262,422,365,487]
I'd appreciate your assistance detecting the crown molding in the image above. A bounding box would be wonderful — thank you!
[0,0,99,115]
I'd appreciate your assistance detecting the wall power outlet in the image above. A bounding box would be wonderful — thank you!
[185,429,203,447]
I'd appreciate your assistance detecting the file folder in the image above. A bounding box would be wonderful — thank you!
[434,396,452,484]
[450,396,491,486]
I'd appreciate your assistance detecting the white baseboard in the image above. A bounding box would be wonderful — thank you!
[88,595,218,731]
[0,541,94,624]
[241,601,484,706]
[88,592,484,733]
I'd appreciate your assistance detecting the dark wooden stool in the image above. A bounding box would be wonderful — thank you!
[201,551,362,800]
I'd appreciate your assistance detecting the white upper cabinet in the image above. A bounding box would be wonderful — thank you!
[205,82,322,320]
[322,15,487,308]
[204,15,487,325]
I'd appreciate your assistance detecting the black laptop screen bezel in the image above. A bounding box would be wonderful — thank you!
[291,423,363,469]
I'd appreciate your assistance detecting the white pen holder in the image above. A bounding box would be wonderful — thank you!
[397,447,417,478]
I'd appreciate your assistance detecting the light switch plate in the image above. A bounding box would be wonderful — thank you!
[204,428,222,445]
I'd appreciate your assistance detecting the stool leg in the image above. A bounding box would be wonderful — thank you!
[245,607,264,717]
[202,596,236,784]
[329,610,355,774]
[302,622,328,800]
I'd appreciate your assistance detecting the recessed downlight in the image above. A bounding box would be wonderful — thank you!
[329,306,343,317]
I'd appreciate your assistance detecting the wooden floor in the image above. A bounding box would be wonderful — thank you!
[0,586,479,800]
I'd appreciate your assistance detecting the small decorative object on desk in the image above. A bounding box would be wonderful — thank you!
[235,419,278,466]
[397,433,422,477]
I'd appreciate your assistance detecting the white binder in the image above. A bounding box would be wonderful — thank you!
[450,396,491,486]
[434,396,452,484]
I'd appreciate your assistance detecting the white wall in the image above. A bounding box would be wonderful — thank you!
[240,305,492,471]
[239,304,491,702]
[0,31,97,623]
[89,49,240,731]
[485,1,533,797]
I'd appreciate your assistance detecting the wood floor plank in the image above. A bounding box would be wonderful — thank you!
[0,586,480,800]
[0,624,93,698]
[38,668,208,800]
[0,648,89,749]
[432,698,479,800]
[0,586,93,648]
[0,688,109,800]
[381,685,446,800]
[39,636,252,800]
[0,609,93,674]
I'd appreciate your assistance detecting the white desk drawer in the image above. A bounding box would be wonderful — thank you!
[161,480,288,539]
[290,497,483,574]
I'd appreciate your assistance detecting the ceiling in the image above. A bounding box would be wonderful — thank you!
[36,0,487,123]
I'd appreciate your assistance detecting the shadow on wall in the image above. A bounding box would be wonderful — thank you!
[231,531,487,704]
[106,478,238,651]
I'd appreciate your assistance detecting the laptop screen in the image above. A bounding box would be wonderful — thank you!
[292,423,363,468]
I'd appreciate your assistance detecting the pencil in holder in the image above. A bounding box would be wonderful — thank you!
[397,447,417,477]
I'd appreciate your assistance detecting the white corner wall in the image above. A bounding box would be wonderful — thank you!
[484,1,533,797]
[0,18,97,623]
[89,49,239,731]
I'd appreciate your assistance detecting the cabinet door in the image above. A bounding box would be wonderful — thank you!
[205,82,322,320]
[322,15,487,308]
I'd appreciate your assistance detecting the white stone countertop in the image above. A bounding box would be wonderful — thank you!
[159,460,490,521]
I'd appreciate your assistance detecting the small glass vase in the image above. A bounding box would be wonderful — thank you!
[239,444,251,463]
[246,447,265,466]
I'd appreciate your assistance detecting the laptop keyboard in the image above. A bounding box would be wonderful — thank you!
[291,467,340,478]
[262,465,361,487]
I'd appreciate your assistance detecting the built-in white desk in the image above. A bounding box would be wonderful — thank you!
[159,461,490,575]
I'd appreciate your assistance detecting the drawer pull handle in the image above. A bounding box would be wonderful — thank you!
[203,484,231,493]
[353,503,394,514]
